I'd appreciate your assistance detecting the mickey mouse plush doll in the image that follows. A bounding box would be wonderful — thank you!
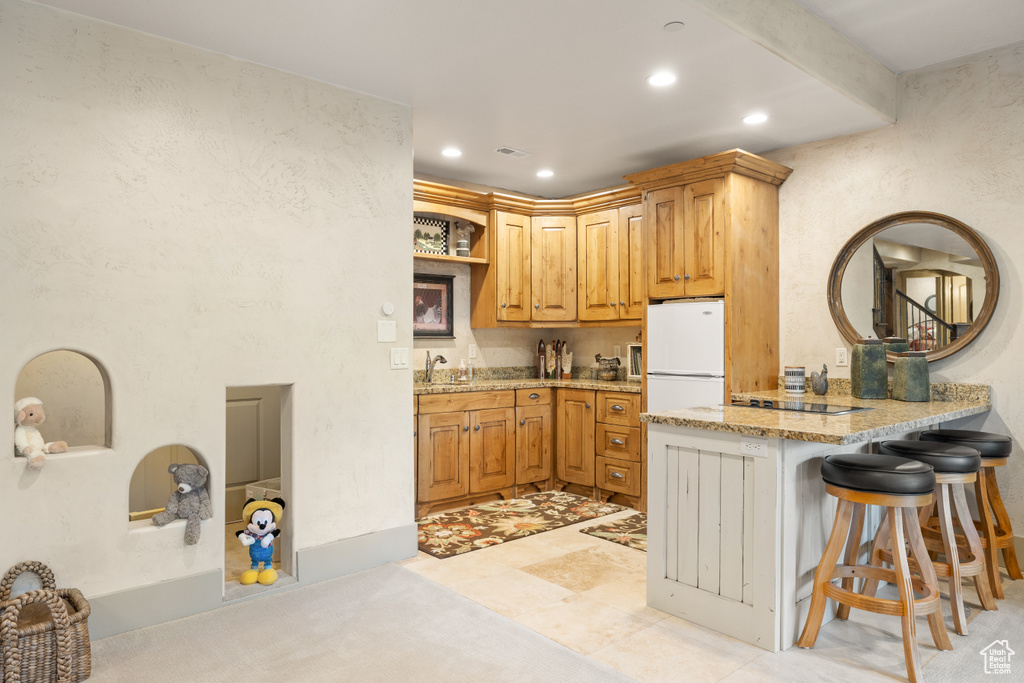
[236,498,285,585]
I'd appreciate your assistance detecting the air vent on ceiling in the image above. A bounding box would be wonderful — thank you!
[495,146,530,158]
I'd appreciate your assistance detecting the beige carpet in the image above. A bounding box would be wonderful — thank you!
[89,563,634,682]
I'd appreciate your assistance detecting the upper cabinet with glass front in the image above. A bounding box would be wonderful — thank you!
[827,211,1000,362]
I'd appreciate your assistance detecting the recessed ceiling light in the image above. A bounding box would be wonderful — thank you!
[743,113,768,125]
[647,71,677,87]
[442,147,462,157]
[663,21,685,32]
[536,169,554,178]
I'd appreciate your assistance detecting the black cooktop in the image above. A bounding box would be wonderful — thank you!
[728,398,873,416]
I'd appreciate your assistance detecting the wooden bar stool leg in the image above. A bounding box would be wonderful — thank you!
[952,482,998,612]
[889,507,924,683]
[860,510,891,599]
[934,486,967,636]
[904,507,953,652]
[976,473,1004,599]
[918,500,940,562]
[798,499,855,648]
[985,468,1023,580]
[837,502,866,621]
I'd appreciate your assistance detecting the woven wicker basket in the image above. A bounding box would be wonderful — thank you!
[0,561,91,683]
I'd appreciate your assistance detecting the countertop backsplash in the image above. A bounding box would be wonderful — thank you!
[778,375,990,403]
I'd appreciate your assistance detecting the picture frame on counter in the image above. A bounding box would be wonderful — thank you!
[413,273,454,338]
[627,344,642,379]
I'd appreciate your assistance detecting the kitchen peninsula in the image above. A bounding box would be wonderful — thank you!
[641,386,991,652]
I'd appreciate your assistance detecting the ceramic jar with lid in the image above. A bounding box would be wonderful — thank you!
[892,351,930,401]
[851,338,887,399]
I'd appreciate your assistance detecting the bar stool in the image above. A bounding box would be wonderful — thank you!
[920,429,1019,599]
[799,453,952,683]
[870,440,996,635]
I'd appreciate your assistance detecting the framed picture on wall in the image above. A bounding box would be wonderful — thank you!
[627,343,642,379]
[413,215,450,255]
[413,274,454,338]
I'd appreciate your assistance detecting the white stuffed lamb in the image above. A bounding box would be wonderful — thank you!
[14,397,67,471]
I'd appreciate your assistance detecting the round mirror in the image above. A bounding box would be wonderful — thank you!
[827,211,999,362]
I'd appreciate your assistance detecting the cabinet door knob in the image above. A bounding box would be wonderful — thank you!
[585,403,591,409]
[474,424,480,431]
[610,471,625,479]
[684,274,691,280]
[529,393,540,399]
[535,303,540,309]
[611,404,625,412]
[610,302,616,306]
[674,274,680,281]
[620,301,626,307]
[520,419,526,426]
[463,425,469,431]
[501,302,507,308]
[611,438,624,445]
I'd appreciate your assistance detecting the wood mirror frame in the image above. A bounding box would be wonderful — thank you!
[827,210,999,363]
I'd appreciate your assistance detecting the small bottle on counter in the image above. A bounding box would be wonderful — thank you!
[851,338,887,399]
[538,339,546,380]
[458,359,468,382]
[467,359,474,382]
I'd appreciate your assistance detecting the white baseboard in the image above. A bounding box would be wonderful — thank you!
[89,522,417,639]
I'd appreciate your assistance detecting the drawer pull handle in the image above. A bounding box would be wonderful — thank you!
[520,419,526,426]
[610,472,625,479]
[611,438,624,445]
[611,405,625,412]
[475,424,480,431]
[529,393,540,399]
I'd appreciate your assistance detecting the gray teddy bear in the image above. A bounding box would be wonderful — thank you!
[152,463,213,545]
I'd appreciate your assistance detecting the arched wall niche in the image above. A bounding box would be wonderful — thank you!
[15,349,112,450]
[128,444,205,522]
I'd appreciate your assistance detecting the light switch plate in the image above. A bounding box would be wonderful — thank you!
[390,347,409,369]
[378,320,397,343]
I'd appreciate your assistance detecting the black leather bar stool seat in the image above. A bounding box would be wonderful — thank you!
[800,453,950,683]
[917,429,1020,598]
[820,452,935,494]
[879,440,981,473]
[920,429,1011,459]
[876,439,994,635]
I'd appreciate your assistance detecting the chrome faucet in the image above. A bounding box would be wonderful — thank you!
[425,351,447,383]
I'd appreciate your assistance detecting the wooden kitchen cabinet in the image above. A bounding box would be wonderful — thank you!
[416,390,517,516]
[577,204,643,322]
[495,211,532,322]
[556,389,595,488]
[515,389,553,487]
[531,216,577,322]
[642,179,725,299]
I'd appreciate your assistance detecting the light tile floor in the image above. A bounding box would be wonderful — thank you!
[402,508,1014,682]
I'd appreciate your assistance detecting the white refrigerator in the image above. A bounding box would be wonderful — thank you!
[646,300,725,412]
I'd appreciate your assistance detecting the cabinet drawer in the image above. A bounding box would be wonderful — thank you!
[596,392,640,426]
[596,424,640,462]
[596,456,640,497]
[516,388,552,406]
[418,390,515,414]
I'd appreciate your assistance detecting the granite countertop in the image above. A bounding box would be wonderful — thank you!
[641,388,990,445]
[414,378,641,395]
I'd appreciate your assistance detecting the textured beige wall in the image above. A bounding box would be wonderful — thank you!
[1,0,412,594]
[766,42,1024,532]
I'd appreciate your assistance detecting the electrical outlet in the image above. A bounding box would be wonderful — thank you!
[613,345,622,357]
[836,347,849,367]
[741,439,766,457]
[468,344,477,359]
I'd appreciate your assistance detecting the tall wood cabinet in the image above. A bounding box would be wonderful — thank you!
[625,149,793,396]
[531,216,577,322]
[494,211,532,323]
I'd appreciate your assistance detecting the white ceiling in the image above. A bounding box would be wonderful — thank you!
[32,0,1024,198]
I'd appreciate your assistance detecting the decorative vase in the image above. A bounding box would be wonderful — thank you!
[883,336,910,356]
[892,351,930,401]
[784,366,806,394]
[851,338,887,399]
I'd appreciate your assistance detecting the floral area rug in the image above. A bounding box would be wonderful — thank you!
[417,491,625,559]
[578,513,647,552]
